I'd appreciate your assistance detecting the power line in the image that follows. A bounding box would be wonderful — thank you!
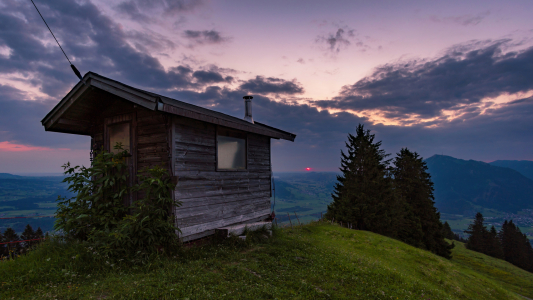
[29,0,83,81]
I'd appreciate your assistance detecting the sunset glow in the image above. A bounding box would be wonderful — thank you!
[0,141,69,152]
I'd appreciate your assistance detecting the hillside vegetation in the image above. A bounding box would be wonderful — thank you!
[1,222,532,299]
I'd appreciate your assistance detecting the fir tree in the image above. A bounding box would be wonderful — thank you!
[35,227,44,240]
[465,212,488,253]
[498,220,533,271]
[3,227,20,257]
[21,224,35,249]
[442,221,455,240]
[392,148,453,259]
[0,230,4,257]
[326,124,398,237]
[485,226,504,259]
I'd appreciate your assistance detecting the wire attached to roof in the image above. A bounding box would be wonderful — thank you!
[29,0,83,82]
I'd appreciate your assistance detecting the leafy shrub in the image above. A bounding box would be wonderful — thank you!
[55,144,180,260]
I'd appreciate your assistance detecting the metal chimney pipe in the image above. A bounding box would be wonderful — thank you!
[243,95,254,123]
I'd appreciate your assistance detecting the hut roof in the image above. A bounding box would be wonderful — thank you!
[41,72,296,141]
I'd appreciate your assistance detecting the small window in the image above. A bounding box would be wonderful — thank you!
[108,123,130,154]
[217,129,246,170]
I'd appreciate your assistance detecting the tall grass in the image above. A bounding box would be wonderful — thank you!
[1,221,531,299]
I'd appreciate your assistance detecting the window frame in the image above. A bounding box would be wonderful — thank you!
[215,126,248,172]
[103,113,137,207]
[106,121,132,154]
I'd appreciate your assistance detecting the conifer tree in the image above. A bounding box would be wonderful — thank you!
[499,220,519,266]
[442,221,455,240]
[326,124,398,237]
[465,212,488,253]
[21,224,35,249]
[392,148,453,259]
[485,226,504,259]
[35,227,44,240]
[3,227,20,257]
[0,230,4,257]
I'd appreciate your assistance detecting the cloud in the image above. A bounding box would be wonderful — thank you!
[182,30,231,47]
[316,40,533,124]
[239,76,304,95]
[0,0,236,97]
[297,58,305,64]
[115,0,203,22]
[0,85,88,150]
[430,10,490,26]
[192,70,233,84]
[316,28,354,53]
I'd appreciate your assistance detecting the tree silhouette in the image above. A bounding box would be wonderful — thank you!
[21,224,36,249]
[485,225,504,259]
[326,124,397,237]
[3,227,20,258]
[442,221,455,240]
[392,148,453,259]
[465,212,488,253]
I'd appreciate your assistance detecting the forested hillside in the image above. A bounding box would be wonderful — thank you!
[425,155,533,214]
[490,160,533,181]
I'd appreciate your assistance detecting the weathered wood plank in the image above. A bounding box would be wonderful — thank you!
[174,116,215,129]
[179,215,268,242]
[175,184,270,199]
[175,197,269,219]
[139,156,169,163]
[176,191,271,209]
[175,124,216,137]
[138,124,166,135]
[137,115,166,125]
[174,142,214,153]
[176,177,269,189]
[138,133,167,145]
[174,170,270,180]
[176,202,270,228]
[175,152,215,162]
[247,165,271,171]
[174,162,215,172]
[138,144,168,154]
[177,208,271,237]
[175,134,215,146]
[138,161,169,170]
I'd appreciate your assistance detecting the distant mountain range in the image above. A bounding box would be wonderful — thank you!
[0,173,25,179]
[489,160,533,181]
[425,155,533,214]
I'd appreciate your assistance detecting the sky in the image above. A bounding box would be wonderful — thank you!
[1,0,533,173]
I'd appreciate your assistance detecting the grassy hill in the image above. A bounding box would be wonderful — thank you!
[1,222,532,299]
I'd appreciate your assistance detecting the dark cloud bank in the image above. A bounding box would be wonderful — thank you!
[0,0,532,171]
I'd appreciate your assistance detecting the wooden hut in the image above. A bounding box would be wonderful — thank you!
[42,72,296,241]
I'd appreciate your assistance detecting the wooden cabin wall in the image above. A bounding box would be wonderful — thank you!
[88,100,171,186]
[172,116,272,242]
[136,108,171,172]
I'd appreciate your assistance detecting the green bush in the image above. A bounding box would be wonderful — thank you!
[54,143,180,261]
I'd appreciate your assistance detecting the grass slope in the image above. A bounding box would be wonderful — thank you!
[1,222,532,299]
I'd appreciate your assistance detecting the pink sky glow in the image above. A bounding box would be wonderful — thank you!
[0,141,70,152]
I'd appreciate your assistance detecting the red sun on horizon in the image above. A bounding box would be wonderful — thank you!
[305,167,312,171]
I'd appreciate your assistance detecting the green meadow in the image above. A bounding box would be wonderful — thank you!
[1,222,532,299]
